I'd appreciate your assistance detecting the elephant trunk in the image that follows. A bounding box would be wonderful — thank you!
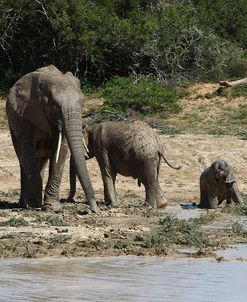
[63,109,98,212]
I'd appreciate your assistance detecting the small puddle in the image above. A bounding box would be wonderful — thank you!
[217,244,247,260]
[165,206,203,220]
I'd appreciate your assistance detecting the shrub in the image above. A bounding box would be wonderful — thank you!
[99,75,180,114]
[0,0,245,87]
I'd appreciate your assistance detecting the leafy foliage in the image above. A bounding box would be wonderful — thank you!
[193,0,247,49]
[100,75,180,114]
[0,0,246,90]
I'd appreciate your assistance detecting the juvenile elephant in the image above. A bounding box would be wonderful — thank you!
[6,65,98,212]
[68,121,181,208]
[199,159,244,209]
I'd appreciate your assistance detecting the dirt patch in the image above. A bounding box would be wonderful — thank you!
[0,87,247,259]
[159,82,247,135]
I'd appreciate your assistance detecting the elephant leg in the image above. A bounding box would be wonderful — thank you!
[8,127,27,208]
[102,174,118,207]
[208,194,219,209]
[16,129,42,208]
[155,182,168,208]
[18,165,28,208]
[97,156,118,206]
[143,182,156,208]
[200,182,218,209]
[21,142,43,208]
[141,160,167,208]
[230,183,244,205]
[143,181,168,208]
[19,157,46,208]
[43,138,68,212]
[199,180,210,208]
[67,157,77,202]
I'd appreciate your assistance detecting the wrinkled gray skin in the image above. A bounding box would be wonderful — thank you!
[68,121,180,208]
[6,65,98,212]
[199,159,244,209]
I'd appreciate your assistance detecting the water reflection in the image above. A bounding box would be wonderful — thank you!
[0,255,247,302]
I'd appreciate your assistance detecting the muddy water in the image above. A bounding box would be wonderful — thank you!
[0,254,247,302]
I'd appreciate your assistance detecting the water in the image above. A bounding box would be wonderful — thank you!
[0,254,247,302]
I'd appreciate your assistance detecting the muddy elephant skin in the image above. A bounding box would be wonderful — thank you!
[69,120,180,208]
[199,159,244,209]
[6,65,98,212]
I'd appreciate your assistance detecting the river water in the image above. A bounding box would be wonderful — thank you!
[0,250,247,302]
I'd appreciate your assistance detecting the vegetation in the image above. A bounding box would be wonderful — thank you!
[0,216,29,227]
[99,75,180,114]
[48,234,71,244]
[33,215,66,226]
[144,214,216,249]
[221,203,247,216]
[1,0,246,93]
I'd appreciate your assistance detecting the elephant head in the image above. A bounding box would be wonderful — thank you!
[210,159,235,184]
[7,65,98,212]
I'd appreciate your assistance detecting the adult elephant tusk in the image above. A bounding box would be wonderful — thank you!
[82,136,89,157]
[55,131,62,163]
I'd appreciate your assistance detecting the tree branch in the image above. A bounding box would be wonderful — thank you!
[220,77,247,88]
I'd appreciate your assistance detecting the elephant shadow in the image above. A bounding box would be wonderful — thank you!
[0,200,19,209]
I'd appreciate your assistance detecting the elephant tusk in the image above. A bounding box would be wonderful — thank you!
[55,131,62,163]
[82,136,89,157]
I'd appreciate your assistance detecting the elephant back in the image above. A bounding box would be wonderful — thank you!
[119,120,161,160]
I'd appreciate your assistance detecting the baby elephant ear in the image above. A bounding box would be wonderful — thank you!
[225,170,235,184]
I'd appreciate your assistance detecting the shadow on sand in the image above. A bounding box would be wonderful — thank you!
[0,200,19,209]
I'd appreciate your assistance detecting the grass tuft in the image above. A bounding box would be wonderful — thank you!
[0,217,29,227]
[33,215,65,226]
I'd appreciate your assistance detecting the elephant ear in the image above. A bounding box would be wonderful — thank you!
[208,166,218,185]
[8,69,52,134]
[225,169,235,184]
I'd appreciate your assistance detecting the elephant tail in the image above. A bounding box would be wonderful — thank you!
[160,152,182,170]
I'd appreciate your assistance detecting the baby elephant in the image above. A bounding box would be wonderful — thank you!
[68,120,180,208]
[199,159,244,209]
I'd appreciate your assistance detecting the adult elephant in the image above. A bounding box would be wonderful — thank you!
[6,65,98,212]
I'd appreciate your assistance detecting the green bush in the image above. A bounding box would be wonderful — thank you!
[194,0,247,49]
[231,85,247,98]
[142,3,244,82]
[99,75,180,114]
[0,0,245,88]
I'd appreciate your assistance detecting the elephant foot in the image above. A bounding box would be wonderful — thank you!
[109,201,119,208]
[63,197,76,203]
[42,200,62,213]
[157,197,168,209]
[23,199,42,209]
[145,198,168,209]
[105,199,119,208]
[18,198,28,209]
[88,199,99,213]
